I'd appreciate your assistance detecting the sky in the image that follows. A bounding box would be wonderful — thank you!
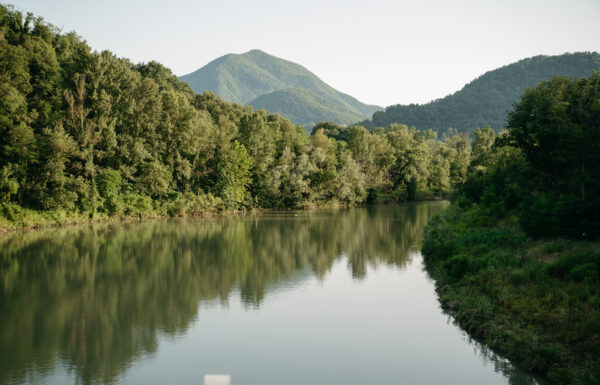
[8,0,600,107]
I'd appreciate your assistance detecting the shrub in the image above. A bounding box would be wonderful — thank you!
[1,202,25,224]
[122,193,154,217]
[184,191,223,214]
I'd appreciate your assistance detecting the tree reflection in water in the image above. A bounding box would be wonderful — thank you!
[0,203,444,384]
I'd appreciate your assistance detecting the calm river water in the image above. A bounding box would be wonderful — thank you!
[0,203,546,385]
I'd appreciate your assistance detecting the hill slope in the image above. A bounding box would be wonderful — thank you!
[360,52,600,134]
[179,49,381,127]
[249,88,366,128]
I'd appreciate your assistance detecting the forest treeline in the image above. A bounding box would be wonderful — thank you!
[422,73,600,384]
[0,5,474,228]
[360,52,600,134]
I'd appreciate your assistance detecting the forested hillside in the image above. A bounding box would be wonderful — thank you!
[178,49,381,128]
[0,5,471,229]
[361,52,600,134]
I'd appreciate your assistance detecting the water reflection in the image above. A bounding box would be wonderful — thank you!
[0,203,443,384]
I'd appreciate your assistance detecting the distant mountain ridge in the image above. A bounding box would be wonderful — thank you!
[360,52,600,134]
[179,49,381,128]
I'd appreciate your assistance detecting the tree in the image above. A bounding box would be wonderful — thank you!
[446,133,471,188]
[214,141,253,209]
[503,73,600,238]
[507,74,600,201]
[469,126,495,173]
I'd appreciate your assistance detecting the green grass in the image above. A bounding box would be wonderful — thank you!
[422,203,600,384]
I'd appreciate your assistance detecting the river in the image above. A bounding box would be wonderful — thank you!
[0,203,546,385]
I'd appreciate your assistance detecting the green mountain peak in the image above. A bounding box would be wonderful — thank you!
[179,50,381,128]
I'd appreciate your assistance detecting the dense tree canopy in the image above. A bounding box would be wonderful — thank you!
[458,72,600,239]
[0,5,472,227]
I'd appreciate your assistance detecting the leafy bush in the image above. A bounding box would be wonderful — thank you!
[184,192,223,214]
[1,202,25,224]
[122,193,154,217]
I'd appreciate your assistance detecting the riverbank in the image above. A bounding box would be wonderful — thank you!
[0,193,450,232]
[421,203,600,385]
[0,199,362,232]
[0,200,223,232]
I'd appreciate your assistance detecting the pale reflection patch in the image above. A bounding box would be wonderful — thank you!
[204,374,231,385]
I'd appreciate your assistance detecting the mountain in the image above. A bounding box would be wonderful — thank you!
[360,52,600,134]
[249,88,366,128]
[179,49,381,128]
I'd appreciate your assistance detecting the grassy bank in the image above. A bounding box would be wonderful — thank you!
[0,191,224,231]
[0,195,356,232]
[421,203,600,384]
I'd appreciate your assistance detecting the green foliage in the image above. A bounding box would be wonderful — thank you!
[0,165,19,202]
[214,140,253,209]
[122,193,153,217]
[545,251,600,280]
[361,52,600,134]
[182,191,223,214]
[421,208,457,261]
[97,168,122,214]
[336,151,366,204]
[179,49,381,128]
[568,263,599,282]
[313,122,471,202]
[0,5,473,228]
[422,203,600,384]
[421,72,600,384]
[508,268,528,285]
[505,73,600,239]
[442,254,472,282]
[519,193,600,239]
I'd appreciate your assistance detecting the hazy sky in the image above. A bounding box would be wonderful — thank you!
[9,0,600,107]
